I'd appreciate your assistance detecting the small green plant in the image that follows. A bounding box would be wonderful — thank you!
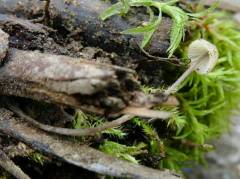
[73,111,127,138]
[133,117,165,155]
[100,0,216,57]
[99,141,147,164]
[30,152,46,165]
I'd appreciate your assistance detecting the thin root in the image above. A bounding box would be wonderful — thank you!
[9,105,133,137]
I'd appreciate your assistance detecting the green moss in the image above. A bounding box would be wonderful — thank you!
[30,152,46,165]
[127,9,240,172]
[99,141,147,164]
[158,10,240,171]
[73,111,127,138]
[98,2,240,173]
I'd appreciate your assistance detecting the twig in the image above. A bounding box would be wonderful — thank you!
[9,105,133,137]
[0,149,30,179]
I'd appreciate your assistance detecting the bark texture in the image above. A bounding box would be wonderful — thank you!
[0,0,172,58]
[0,48,167,115]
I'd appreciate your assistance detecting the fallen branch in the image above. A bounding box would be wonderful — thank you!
[0,108,180,179]
[0,149,30,179]
[0,48,169,117]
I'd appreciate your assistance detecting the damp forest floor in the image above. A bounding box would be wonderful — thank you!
[0,0,240,179]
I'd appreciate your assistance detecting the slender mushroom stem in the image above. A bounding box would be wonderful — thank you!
[164,39,219,95]
[164,61,198,95]
[164,56,202,95]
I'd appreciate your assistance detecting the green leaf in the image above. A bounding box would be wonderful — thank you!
[141,30,155,48]
[131,0,154,7]
[121,0,130,14]
[121,22,157,34]
[100,2,122,20]
[147,6,154,22]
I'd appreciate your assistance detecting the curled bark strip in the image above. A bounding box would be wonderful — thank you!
[0,149,30,179]
[0,108,180,179]
[0,48,167,115]
[9,104,133,137]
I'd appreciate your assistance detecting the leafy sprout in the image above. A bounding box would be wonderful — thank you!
[99,141,147,164]
[100,0,216,57]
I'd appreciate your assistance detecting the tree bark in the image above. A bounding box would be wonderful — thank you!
[0,48,167,115]
[0,0,44,18]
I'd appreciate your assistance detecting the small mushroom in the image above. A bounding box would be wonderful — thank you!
[165,39,219,95]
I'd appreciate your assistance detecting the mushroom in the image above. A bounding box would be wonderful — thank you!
[164,39,219,95]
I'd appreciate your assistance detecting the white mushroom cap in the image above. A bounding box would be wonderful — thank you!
[188,39,219,74]
[165,39,219,95]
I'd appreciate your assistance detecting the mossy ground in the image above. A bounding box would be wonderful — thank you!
[86,5,240,173]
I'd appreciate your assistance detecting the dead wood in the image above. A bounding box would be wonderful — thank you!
[0,13,78,56]
[0,0,172,58]
[0,0,44,18]
[0,48,169,117]
[48,0,171,57]
[0,108,180,179]
[3,142,34,158]
[0,149,30,179]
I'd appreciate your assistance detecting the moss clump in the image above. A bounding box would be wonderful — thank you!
[71,2,240,174]
[158,10,240,171]
[100,10,240,173]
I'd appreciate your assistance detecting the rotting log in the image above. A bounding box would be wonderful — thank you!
[0,108,181,179]
[0,13,181,87]
[0,13,67,54]
[48,0,171,57]
[0,14,134,67]
[0,1,182,87]
[0,0,172,58]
